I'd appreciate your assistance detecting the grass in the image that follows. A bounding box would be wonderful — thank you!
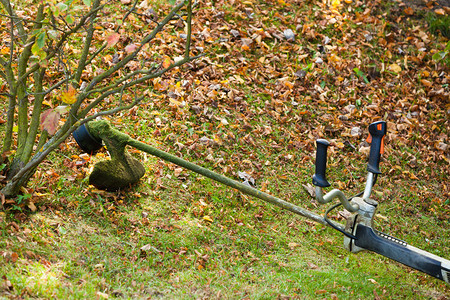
[1,148,448,298]
[1,0,450,298]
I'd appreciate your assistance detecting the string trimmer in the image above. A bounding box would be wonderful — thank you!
[73,120,449,284]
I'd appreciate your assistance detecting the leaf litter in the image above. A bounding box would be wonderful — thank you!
[1,0,449,297]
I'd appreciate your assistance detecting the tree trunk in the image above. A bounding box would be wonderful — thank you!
[1,167,35,198]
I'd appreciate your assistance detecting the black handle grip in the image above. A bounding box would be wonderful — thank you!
[312,139,331,187]
[367,121,387,174]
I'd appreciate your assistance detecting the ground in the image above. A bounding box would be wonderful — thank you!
[0,0,449,298]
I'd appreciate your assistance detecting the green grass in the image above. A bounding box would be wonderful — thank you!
[1,0,449,298]
[1,151,448,298]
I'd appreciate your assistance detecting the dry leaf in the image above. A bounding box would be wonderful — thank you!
[420,79,432,87]
[40,109,60,135]
[162,57,171,68]
[125,43,138,53]
[388,63,402,73]
[302,183,316,197]
[403,7,414,15]
[96,291,109,299]
[288,242,299,249]
[106,32,120,48]
[434,8,445,15]
[203,215,213,223]
[174,167,183,177]
[28,201,37,212]
[307,261,319,269]
[11,252,18,263]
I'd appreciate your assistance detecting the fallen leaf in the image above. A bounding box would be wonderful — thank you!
[302,183,316,197]
[96,291,109,299]
[203,215,213,223]
[403,7,414,15]
[125,43,138,54]
[288,242,299,248]
[28,201,37,212]
[11,252,18,263]
[388,63,402,73]
[434,8,445,15]
[162,57,171,68]
[174,167,183,177]
[420,79,432,87]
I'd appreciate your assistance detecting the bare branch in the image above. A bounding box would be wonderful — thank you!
[74,0,101,84]
[185,0,193,59]
[85,64,159,98]
[0,0,27,43]
[82,1,186,95]
[43,78,70,95]
[16,3,106,85]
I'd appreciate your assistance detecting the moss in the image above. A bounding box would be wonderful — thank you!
[86,120,145,191]
[89,154,145,191]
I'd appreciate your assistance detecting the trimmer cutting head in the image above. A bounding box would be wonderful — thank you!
[73,121,145,191]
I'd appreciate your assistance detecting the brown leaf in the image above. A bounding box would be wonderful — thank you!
[302,183,316,197]
[10,252,18,263]
[27,201,37,212]
[420,79,432,88]
[106,32,120,48]
[40,109,60,135]
[434,8,445,15]
[307,261,319,269]
[403,7,414,15]
[2,275,13,291]
[125,43,138,54]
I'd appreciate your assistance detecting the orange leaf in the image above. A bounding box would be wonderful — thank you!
[11,252,18,263]
[162,57,171,69]
[284,81,294,89]
[420,79,432,87]
[241,44,250,51]
[403,7,414,15]
[434,8,445,15]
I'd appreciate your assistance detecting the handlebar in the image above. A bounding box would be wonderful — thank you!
[366,121,386,174]
[312,139,331,187]
[311,121,450,284]
[312,139,358,212]
[313,121,387,206]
